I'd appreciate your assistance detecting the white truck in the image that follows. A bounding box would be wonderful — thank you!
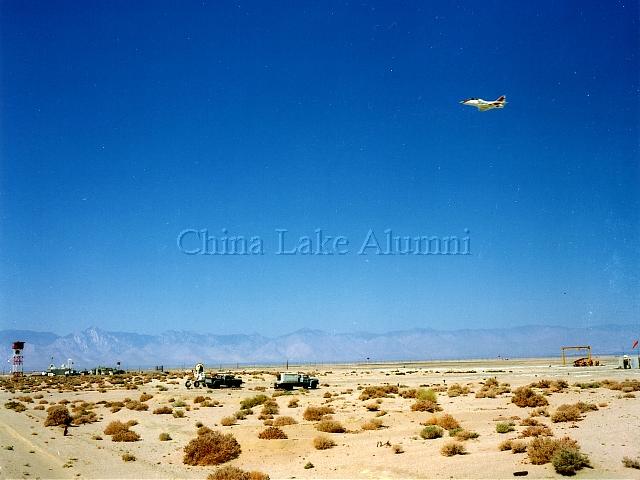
[274,372,319,390]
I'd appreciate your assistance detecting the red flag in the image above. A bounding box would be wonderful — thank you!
[633,340,639,349]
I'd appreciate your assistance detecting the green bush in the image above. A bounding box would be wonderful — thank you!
[420,425,444,439]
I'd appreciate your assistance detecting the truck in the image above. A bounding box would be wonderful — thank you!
[184,363,243,389]
[274,372,319,390]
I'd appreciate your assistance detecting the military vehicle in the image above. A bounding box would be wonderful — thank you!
[274,372,319,390]
[184,363,243,389]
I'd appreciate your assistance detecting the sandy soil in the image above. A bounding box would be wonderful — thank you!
[1,357,639,479]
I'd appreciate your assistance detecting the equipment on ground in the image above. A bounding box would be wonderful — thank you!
[274,372,319,390]
[561,346,594,366]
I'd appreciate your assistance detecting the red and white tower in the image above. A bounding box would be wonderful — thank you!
[11,341,24,377]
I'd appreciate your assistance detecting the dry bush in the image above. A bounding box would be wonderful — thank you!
[602,379,640,392]
[511,387,548,408]
[234,410,247,420]
[139,393,153,402]
[112,430,140,442]
[315,418,345,433]
[361,419,383,430]
[272,416,297,427]
[527,437,578,465]
[72,409,98,425]
[207,465,269,480]
[261,399,279,416]
[240,394,268,410]
[313,435,336,450]
[104,421,129,435]
[33,405,45,410]
[44,405,72,427]
[5,401,27,413]
[575,401,598,412]
[122,453,136,462]
[358,385,398,400]
[303,406,334,421]
[552,446,591,475]
[520,417,540,426]
[365,402,379,411]
[551,404,582,423]
[173,410,185,418]
[153,406,173,414]
[287,398,299,408]
[511,440,528,453]
[183,430,241,466]
[447,383,471,397]
[623,457,640,469]
[159,432,171,441]
[423,413,460,431]
[520,425,553,438]
[531,407,549,417]
[220,416,236,426]
[258,426,287,439]
[453,429,479,441]
[392,444,404,454]
[193,395,206,404]
[496,422,515,433]
[410,399,441,412]
[498,439,512,451]
[420,425,444,439]
[441,441,466,456]
[125,400,149,411]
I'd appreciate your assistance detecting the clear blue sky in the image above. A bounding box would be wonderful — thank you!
[1,1,638,336]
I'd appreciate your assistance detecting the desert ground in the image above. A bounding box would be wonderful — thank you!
[1,357,639,480]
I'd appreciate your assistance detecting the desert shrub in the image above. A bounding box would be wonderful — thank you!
[72,410,98,425]
[207,466,270,480]
[511,441,528,453]
[420,425,443,439]
[424,413,460,431]
[447,384,470,397]
[240,394,268,410]
[5,401,27,413]
[153,406,173,414]
[183,430,241,466]
[361,419,383,430]
[551,404,581,423]
[272,416,297,426]
[520,425,553,438]
[453,429,479,441]
[511,387,548,408]
[623,457,640,469]
[122,452,136,462]
[484,378,499,387]
[125,400,149,411]
[258,426,287,439]
[303,406,334,421]
[575,381,601,389]
[520,417,540,426]
[496,422,515,433]
[173,410,185,418]
[193,395,206,404]
[392,444,404,454]
[234,410,247,420]
[313,435,336,450]
[287,398,299,408]
[527,437,578,465]
[315,418,345,433]
[410,399,441,412]
[260,399,279,416]
[531,407,549,417]
[441,441,466,456]
[220,416,236,426]
[498,439,512,451]
[33,405,45,410]
[552,446,591,475]
[359,385,398,400]
[159,432,171,441]
[44,406,72,427]
[574,401,598,412]
[112,430,140,442]
[139,393,153,402]
[365,402,379,411]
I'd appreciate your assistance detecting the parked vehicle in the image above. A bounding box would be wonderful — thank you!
[184,363,243,388]
[274,372,319,390]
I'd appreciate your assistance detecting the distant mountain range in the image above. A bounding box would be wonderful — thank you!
[1,324,637,371]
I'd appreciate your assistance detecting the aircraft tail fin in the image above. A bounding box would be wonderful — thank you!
[496,95,506,102]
